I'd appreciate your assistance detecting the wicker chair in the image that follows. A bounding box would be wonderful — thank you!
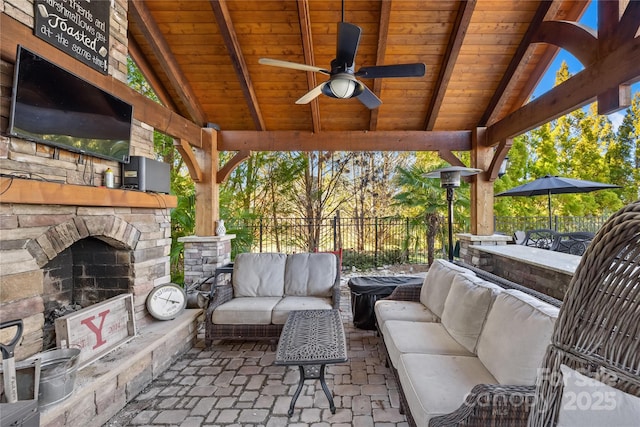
[528,200,640,426]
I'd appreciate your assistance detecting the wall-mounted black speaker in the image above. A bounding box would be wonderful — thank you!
[122,156,170,194]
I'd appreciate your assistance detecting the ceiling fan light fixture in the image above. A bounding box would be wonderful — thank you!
[328,77,357,98]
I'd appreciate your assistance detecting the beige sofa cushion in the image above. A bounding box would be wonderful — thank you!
[382,320,474,368]
[211,297,282,324]
[233,253,287,297]
[420,259,474,318]
[398,353,498,427]
[271,297,334,324]
[284,253,337,297]
[477,289,559,385]
[440,274,502,353]
[557,364,640,427]
[374,300,439,331]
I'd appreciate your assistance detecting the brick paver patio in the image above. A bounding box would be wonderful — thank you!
[105,282,410,426]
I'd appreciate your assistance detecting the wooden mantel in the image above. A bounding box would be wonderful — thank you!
[0,177,177,209]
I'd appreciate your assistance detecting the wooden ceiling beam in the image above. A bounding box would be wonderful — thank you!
[217,150,251,183]
[487,139,513,182]
[478,1,553,127]
[532,21,597,66]
[596,0,636,115]
[210,0,265,131]
[424,0,476,131]
[127,37,179,112]
[218,131,471,152]
[368,0,392,131]
[487,34,640,145]
[297,0,321,133]
[438,151,465,168]
[502,2,589,121]
[0,14,202,146]
[175,139,203,182]
[617,0,640,43]
[129,1,207,126]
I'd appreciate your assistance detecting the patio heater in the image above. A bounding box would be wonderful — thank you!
[425,167,482,261]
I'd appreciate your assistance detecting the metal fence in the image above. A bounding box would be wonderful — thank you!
[226,214,610,268]
[494,215,610,236]
[226,216,446,268]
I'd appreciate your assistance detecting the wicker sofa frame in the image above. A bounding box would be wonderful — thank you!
[378,260,562,427]
[528,200,640,426]
[204,254,341,347]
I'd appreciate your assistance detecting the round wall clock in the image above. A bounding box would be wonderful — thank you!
[146,283,187,320]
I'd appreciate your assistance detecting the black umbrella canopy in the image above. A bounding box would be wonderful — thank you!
[495,175,621,228]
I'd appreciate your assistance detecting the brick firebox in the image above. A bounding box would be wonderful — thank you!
[0,200,173,360]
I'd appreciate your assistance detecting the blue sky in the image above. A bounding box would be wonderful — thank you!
[532,1,638,129]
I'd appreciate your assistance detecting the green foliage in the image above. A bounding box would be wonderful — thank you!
[495,61,635,221]
[608,92,640,203]
[341,249,406,270]
[392,158,475,264]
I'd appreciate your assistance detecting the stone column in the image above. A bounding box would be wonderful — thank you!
[179,235,235,286]
[456,233,512,270]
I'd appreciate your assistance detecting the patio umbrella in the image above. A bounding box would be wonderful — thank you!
[495,175,621,229]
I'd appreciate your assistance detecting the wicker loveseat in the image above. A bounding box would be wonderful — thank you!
[375,259,562,427]
[204,252,340,347]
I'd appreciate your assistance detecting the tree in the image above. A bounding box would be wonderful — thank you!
[393,162,447,266]
[291,151,352,251]
[609,92,640,203]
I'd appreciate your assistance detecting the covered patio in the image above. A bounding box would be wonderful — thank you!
[1,1,639,426]
[2,0,639,237]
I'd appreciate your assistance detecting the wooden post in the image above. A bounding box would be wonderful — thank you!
[470,128,494,235]
[194,128,219,236]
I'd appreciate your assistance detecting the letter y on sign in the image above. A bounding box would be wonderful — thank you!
[80,309,110,349]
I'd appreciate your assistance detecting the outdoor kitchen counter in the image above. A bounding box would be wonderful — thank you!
[469,244,581,300]
[472,244,580,275]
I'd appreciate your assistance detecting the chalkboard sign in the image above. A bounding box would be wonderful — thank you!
[33,0,110,75]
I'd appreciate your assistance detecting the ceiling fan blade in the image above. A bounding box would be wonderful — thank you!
[356,85,382,109]
[295,82,327,104]
[355,63,426,79]
[336,22,361,67]
[259,58,329,75]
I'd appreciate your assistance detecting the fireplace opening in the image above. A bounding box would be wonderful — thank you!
[42,237,132,350]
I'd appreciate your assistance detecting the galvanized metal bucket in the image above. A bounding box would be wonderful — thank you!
[16,348,81,408]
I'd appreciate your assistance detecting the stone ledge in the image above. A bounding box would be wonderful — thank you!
[40,309,202,427]
[178,234,236,243]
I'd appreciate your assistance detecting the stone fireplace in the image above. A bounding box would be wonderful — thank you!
[0,1,217,423]
[41,237,133,349]
[0,197,173,360]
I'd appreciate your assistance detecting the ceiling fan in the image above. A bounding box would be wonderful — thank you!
[259,21,426,109]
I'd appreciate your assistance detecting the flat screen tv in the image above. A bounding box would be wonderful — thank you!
[8,46,132,163]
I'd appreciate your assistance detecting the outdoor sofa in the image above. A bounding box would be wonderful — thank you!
[204,252,340,346]
[375,259,562,427]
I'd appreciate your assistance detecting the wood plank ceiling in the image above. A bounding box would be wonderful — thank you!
[127,0,589,138]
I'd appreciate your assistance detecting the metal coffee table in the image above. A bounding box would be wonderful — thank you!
[275,309,348,416]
